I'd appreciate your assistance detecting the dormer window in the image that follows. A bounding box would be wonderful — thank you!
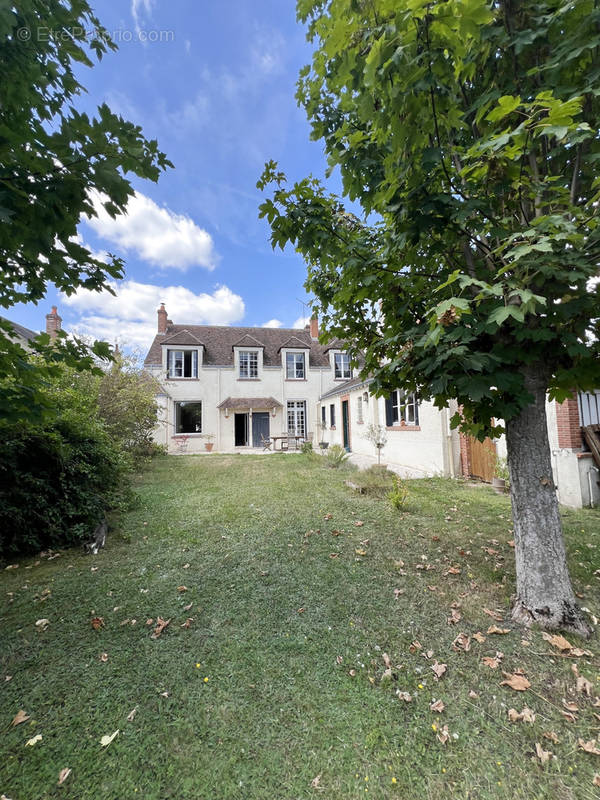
[239,350,258,379]
[334,352,351,379]
[167,349,198,378]
[286,352,305,380]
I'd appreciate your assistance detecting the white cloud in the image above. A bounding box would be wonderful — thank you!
[293,316,310,329]
[83,191,217,271]
[62,280,245,348]
[262,319,283,328]
[131,0,154,33]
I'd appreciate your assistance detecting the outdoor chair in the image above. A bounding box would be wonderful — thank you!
[261,436,272,452]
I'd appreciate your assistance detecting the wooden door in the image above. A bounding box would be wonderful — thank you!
[342,400,350,452]
[469,436,496,482]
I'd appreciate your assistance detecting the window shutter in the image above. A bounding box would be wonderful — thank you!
[414,396,420,426]
[385,396,394,427]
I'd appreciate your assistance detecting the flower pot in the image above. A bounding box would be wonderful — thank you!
[205,442,214,452]
[319,442,329,450]
[491,477,506,494]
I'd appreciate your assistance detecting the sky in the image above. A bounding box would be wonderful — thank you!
[10,0,341,351]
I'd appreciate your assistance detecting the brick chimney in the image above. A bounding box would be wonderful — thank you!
[309,314,319,340]
[157,303,168,334]
[45,306,62,340]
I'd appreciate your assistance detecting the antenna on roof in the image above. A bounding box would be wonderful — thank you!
[296,297,308,327]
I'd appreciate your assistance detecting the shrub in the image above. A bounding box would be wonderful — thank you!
[300,440,313,455]
[325,444,349,468]
[352,465,395,497]
[388,475,409,510]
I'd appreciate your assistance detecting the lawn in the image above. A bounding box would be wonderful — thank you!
[2,454,600,800]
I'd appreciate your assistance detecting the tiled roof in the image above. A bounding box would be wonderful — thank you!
[232,333,265,349]
[319,376,373,401]
[161,329,204,346]
[0,316,38,343]
[277,335,311,352]
[217,396,282,410]
[144,324,345,368]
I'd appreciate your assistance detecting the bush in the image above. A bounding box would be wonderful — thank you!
[325,444,349,468]
[352,465,395,497]
[0,414,131,557]
[301,440,313,455]
[388,475,409,510]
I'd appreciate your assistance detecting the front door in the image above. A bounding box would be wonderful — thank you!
[234,413,248,447]
[342,400,350,452]
[252,412,270,448]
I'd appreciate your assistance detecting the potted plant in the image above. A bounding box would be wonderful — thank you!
[204,433,215,452]
[316,419,329,450]
[492,456,509,493]
[364,423,387,467]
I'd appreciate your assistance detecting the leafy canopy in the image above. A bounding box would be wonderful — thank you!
[259,0,600,437]
[0,1,172,422]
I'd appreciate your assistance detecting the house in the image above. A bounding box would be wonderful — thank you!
[1,306,62,348]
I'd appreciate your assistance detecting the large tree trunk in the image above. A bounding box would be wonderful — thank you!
[506,365,591,638]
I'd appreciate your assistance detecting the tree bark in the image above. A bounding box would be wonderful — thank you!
[506,365,592,637]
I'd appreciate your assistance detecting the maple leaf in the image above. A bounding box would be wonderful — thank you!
[535,743,552,764]
[100,730,119,747]
[150,617,171,639]
[431,661,447,680]
[487,625,510,635]
[90,616,104,630]
[472,632,486,644]
[11,710,30,727]
[430,699,445,713]
[452,633,471,652]
[500,672,530,691]
[508,707,535,723]
[57,768,72,785]
[578,738,600,756]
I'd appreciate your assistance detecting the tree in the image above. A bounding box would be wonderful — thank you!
[364,423,386,465]
[259,0,600,636]
[0,1,172,422]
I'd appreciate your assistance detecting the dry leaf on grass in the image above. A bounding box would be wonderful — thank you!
[382,653,392,669]
[431,661,447,680]
[487,625,510,635]
[447,609,462,625]
[311,774,322,789]
[396,691,412,702]
[593,774,600,787]
[177,586,187,593]
[430,699,445,713]
[393,588,405,598]
[535,743,552,764]
[99,653,108,662]
[436,724,450,744]
[181,618,194,629]
[35,618,50,631]
[483,608,503,621]
[444,566,461,576]
[57,768,71,786]
[561,711,577,723]
[578,738,600,756]
[543,731,559,743]
[127,708,137,722]
[329,553,339,559]
[348,669,356,677]
[11,710,30,727]
[576,676,593,696]
[482,653,503,669]
[183,602,193,611]
[100,730,119,747]
[472,632,486,644]
[90,616,104,630]
[150,617,171,639]
[354,521,364,527]
[562,699,579,713]
[336,655,343,665]
[323,513,333,520]
[355,549,367,556]
[409,640,422,653]
[452,633,471,652]
[508,707,535,723]
[500,672,530,691]
[25,734,42,746]
[468,690,479,698]
[542,632,573,652]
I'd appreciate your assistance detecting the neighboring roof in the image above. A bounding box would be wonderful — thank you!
[144,324,345,368]
[217,396,283,410]
[277,335,311,352]
[232,333,265,349]
[319,376,373,401]
[0,316,38,343]
[161,329,204,346]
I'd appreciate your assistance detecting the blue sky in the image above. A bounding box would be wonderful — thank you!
[11,0,339,349]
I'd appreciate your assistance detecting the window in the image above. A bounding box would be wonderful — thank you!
[175,401,202,433]
[357,396,363,424]
[286,352,305,379]
[330,403,336,427]
[168,349,198,378]
[239,350,258,378]
[321,405,326,428]
[334,352,351,379]
[287,401,306,436]
[386,390,419,426]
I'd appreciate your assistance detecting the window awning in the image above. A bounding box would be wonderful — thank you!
[217,396,283,410]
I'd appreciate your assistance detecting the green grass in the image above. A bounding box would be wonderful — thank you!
[2,454,600,799]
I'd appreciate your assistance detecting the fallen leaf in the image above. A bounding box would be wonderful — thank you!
[331,529,341,537]
[487,625,510,635]
[150,617,171,639]
[578,738,600,756]
[5,675,12,682]
[336,655,343,664]
[57,768,72,785]
[468,690,479,698]
[409,640,422,653]
[25,734,42,746]
[127,708,137,722]
[542,632,573,652]
[99,653,108,662]
[508,707,535,723]
[329,553,339,559]
[181,618,193,628]
[11,710,30,727]
[160,691,169,697]
[576,676,593,696]
[431,661,447,680]
[35,618,50,631]
[90,616,104,630]
[348,669,356,677]
[354,521,364,527]
[447,609,462,625]
[444,566,461,575]
[482,653,503,669]
[562,699,579,713]
[430,699,445,713]
[100,730,119,747]
[535,743,552,764]
[396,691,412,702]
[561,711,577,723]
[436,724,450,744]
[452,633,471,652]
[323,513,333,520]
[120,618,130,626]
[472,632,486,644]
[593,774,600,787]
[183,563,190,569]
[543,731,559,743]
[177,586,188,593]
[500,672,530,691]
[355,549,367,556]
[311,774,322,789]
[483,608,503,621]
[571,647,594,657]
[393,588,405,598]
[382,653,392,669]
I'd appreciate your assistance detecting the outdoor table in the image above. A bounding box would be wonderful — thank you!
[270,434,304,451]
